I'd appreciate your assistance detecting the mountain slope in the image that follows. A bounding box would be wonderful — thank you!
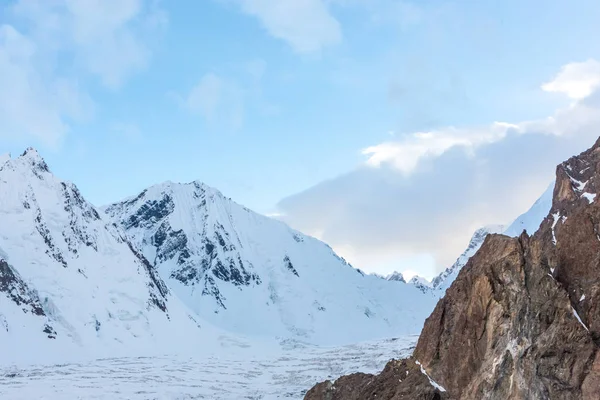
[429,225,505,295]
[0,150,206,364]
[104,181,437,345]
[0,153,9,167]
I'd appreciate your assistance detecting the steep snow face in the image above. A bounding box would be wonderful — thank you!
[430,225,505,295]
[105,182,437,345]
[0,149,205,364]
[504,181,555,237]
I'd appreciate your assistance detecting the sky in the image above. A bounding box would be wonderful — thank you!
[1,0,600,280]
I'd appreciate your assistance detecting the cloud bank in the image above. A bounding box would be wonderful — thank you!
[276,60,600,278]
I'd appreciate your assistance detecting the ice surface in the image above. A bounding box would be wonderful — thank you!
[0,336,418,400]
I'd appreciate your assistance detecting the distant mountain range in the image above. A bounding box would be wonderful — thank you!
[0,149,436,364]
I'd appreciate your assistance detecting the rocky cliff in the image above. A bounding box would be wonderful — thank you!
[305,139,600,399]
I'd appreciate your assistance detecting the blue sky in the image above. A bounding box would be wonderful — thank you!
[2,0,600,279]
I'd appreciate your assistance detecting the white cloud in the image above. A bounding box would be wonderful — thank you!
[0,0,165,147]
[277,60,600,277]
[12,0,166,88]
[229,0,426,53]
[234,0,342,53]
[245,58,267,82]
[184,73,245,130]
[362,122,517,175]
[187,74,224,121]
[542,59,600,100]
[336,0,423,28]
[362,67,600,176]
[0,24,92,147]
[111,122,142,141]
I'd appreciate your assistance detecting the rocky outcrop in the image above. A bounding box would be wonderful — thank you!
[430,224,505,294]
[414,233,597,399]
[304,358,448,400]
[305,139,600,399]
[0,258,45,317]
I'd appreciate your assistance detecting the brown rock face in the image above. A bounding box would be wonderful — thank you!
[305,138,600,399]
[304,359,448,400]
[538,138,600,342]
[414,233,596,399]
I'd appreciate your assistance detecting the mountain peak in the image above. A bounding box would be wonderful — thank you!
[144,179,226,200]
[16,147,50,174]
[20,146,42,159]
[385,271,406,283]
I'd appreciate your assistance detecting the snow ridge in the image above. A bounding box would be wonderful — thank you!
[386,271,406,283]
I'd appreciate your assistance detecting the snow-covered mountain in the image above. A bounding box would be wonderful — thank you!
[428,225,505,294]
[427,182,556,296]
[104,181,437,345]
[0,149,208,364]
[385,271,406,283]
[408,276,433,294]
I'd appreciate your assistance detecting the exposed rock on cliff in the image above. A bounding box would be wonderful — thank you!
[305,139,600,399]
[304,358,448,400]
